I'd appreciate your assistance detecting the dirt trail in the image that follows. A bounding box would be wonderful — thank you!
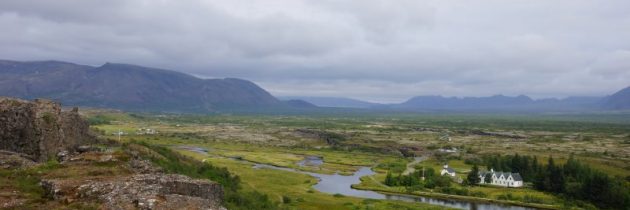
[368,175,390,188]
[402,156,427,175]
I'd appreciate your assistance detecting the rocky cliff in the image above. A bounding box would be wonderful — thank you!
[0,97,95,161]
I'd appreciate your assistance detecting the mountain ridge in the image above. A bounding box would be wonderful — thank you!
[0,59,282,112]
[2,59,628,113]
[285,92,627,112]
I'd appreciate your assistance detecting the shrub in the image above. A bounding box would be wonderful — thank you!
[87,115,111,125]
[469,191,487,198]
[282,195,291,204]
[523,195,544,204]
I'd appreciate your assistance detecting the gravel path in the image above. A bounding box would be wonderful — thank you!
[402,156,427,175]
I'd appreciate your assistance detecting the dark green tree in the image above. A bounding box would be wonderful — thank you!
[384,172,395,186]
[467,165,481,185]
[484,173,492,184]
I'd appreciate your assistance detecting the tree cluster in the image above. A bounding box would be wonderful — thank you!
[384,167,451,189]
[534,156,630,210]
[482,153,539,182]
[482,154,630,209]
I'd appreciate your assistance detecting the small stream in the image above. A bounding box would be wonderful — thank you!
[179,146,538,210]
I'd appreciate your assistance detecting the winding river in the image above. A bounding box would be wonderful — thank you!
[254,163,536,210]
[181,146,538,210]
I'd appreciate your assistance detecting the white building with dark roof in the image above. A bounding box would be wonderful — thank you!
[478,169,523,187]
[440,164,456,177]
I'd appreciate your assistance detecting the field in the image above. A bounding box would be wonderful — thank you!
[87,110,630,209]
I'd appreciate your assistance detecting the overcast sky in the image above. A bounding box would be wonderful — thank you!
[1,0,629,103]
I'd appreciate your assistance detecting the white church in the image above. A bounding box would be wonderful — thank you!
[440,164,456,177]
[478,169,523,187]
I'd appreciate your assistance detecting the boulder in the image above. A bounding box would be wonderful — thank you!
[0,150,36,169]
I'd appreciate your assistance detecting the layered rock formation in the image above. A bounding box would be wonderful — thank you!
[0,97,95,161]
[40,151,225,210]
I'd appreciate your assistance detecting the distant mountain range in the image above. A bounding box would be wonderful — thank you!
[389,95,605,112]
[1,59,628,113]
[0,60,295,112]
[287,87,630,112]
[278,96,380,108]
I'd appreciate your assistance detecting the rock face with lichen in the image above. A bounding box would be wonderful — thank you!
[40,151,225,210]
[0,97,95,161]
[42,174,225,210]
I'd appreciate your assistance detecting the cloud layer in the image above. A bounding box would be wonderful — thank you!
[1,0,629,102]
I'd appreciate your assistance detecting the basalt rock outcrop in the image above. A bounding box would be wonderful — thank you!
[42,174,225,210]
[39,150,225,210]
[0,97,95,161]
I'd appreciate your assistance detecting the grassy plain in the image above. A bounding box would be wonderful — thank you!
[87,110,630,209]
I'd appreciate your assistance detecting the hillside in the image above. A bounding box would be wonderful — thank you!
[0,60,282,112]
[604,86,630,109]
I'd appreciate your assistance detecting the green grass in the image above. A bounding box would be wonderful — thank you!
[177,149,450,210]
[86,110,630,209]
[0,160,64,208]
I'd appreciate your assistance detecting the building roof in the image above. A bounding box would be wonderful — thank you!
[479,170,523,181]
[443,167,455,173]
[511,173,523,181]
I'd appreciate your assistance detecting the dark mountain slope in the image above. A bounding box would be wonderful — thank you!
[0,60,281,112]
[604,86,630,109]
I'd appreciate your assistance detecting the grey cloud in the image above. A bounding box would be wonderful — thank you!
[0,0,629,102]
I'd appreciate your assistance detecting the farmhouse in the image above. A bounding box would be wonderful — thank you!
[136,128,157,135]
[478,169,523,187]
[440,164,456,177]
